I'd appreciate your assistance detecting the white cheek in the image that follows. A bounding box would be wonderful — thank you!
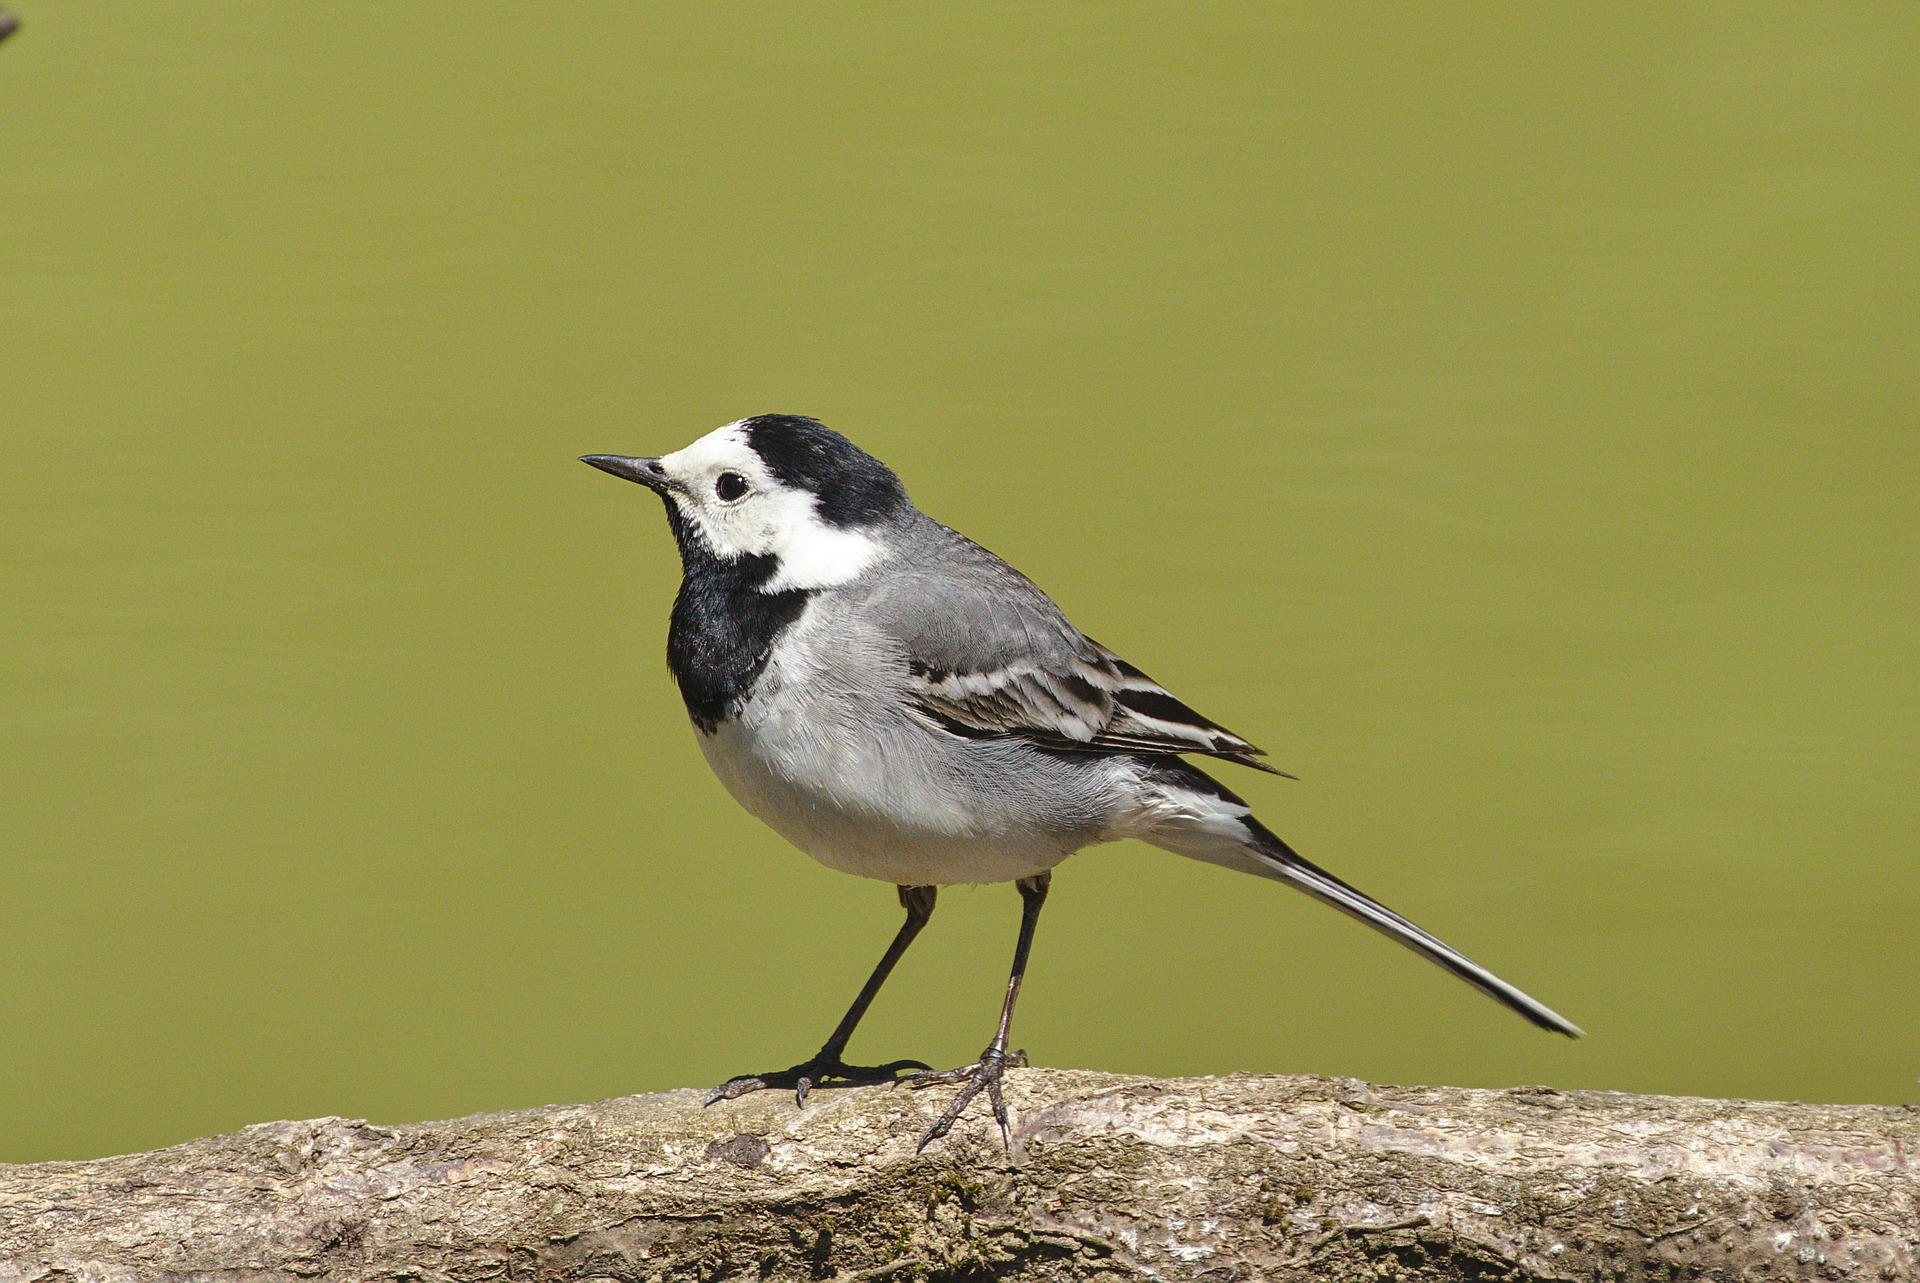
[765,519,885,591]
[665,460,887,590]
[719,490,884,590]
[666,496,736,561]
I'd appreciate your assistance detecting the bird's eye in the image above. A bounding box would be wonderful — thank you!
[715,472,749,502]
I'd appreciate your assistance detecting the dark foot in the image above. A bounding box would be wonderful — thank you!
[906,1045,1028,1152]
[704,1054,931,1109]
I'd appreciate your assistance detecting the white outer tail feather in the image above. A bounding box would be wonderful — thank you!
[1243,830,1584,1038]
[1138,775,1583,1039]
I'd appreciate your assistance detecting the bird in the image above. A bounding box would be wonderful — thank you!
[581,414,1581,1151]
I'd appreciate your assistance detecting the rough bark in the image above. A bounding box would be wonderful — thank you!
[2,1070,1914,1282]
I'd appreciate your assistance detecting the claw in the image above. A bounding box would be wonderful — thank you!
[910,1045,1022,1153]
[704,1076,767,1107]
[705,1056,929,1110]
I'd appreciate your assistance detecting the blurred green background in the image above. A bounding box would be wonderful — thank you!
[4,3,1916,1163]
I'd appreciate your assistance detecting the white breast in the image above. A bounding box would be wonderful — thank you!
[691,612,1092,886]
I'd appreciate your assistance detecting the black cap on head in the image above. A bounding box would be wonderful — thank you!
[739,414,910,528]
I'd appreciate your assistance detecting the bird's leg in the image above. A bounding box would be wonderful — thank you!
[908,871,1050,1152]
[705,885,937,1108]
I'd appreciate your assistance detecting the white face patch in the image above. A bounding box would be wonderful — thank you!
[657,421,887,591]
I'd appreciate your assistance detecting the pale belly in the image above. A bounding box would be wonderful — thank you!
[694,714,1094,886]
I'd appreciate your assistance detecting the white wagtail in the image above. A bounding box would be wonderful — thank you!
[583,415,1580,1150]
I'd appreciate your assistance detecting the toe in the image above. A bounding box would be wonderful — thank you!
[906,1047,1026,1152]
[704,1077,764,1106]
[906,1063,975,1090]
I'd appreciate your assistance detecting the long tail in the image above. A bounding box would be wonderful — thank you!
[1140,763,1583,1038]
[1242,817,1583,1038]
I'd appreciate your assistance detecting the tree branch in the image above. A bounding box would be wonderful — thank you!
[3,1070,1914,1280]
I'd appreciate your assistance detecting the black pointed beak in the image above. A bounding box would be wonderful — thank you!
[580,455,671,491]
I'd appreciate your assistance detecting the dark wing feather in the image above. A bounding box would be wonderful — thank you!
[864,526,1291,775]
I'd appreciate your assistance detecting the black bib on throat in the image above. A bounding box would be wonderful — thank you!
[661,505,812,733]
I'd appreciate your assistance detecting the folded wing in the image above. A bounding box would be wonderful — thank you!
[866,528,1290,776]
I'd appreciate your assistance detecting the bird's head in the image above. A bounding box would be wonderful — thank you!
[582,415,911,591]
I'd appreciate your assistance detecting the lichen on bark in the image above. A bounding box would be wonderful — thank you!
[2,1070,1915,1281]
